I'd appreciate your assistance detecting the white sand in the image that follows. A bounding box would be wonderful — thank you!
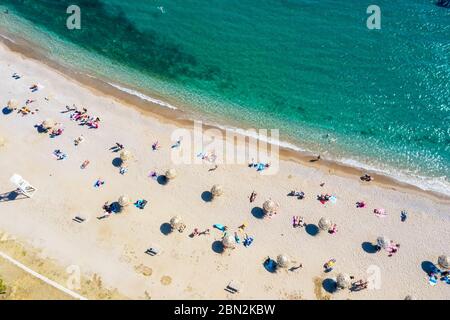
[0,42,449,300]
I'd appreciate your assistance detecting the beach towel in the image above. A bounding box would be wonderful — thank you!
[213,224,226,232]
[94,180,104,188]
[244,237,254,247]
[374,208,387,218]
[329,196,337,204]
[81,160,90,169]
[429,275,438,286]
[134,200,147,209]
[401,211,408,222]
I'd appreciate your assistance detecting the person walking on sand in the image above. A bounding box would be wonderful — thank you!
[249,191,257,203]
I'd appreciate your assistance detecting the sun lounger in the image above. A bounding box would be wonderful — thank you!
[225,280,242,294]
[9,174,37,198]
[145,246,161,256]
[72,216,87,223]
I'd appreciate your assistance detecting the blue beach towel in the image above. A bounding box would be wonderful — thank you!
[244,237,254,247]
[429,276,438,286]
[213,224,226,232]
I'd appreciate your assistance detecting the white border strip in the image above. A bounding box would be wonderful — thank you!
[0,251,88,300]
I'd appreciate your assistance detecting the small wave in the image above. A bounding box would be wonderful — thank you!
[88,77,450,198]
[214,124,307,152]
[107,82,178,110]
[203,121,450,197]
[0,33,17,44]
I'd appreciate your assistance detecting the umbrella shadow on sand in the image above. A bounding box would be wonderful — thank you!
[2,107,13,115]
[362,242,379,254]
[34,124,47,133]
[421,261,439,274]
[160,223,172,235]
[322,278,337,293]
[305,224,319,236]
[201,191,213,202]
[263,258,277,273]
[251,207,265,219]
[157,175,168,185]
[211,240,224,254]
[112,157,123,168]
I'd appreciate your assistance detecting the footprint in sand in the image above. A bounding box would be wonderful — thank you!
[135,264,152,277]
[160,276,172,285]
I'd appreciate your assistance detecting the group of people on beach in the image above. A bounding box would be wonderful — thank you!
[65,105,101,129]
[5,69,440,300]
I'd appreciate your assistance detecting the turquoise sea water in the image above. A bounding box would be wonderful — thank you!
[0,0,449,195]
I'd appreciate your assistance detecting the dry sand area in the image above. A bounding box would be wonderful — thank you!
[0,42,449,300]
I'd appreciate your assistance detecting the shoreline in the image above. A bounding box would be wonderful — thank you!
[0,30,449,300]
[0,31,448,203]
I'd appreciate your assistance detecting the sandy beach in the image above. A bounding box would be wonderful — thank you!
[0,40,449,300]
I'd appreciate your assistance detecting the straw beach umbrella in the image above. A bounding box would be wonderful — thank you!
[118,195,130,207]
[276,254,290,269]
[318,217,332,232]
[0,136,5,147]
[170,216,183,230]
[376,236,390,250]
[263,200,279,214]
[211,184,224,199]
[120,150,132,163]
[336,273,351,289]
[7,99,18,109]
[42,118,55,130]
[438,255,449,270]
[165,168,177,181]
[222,234,236,249]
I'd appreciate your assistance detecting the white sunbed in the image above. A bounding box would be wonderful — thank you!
[145,245,161,256]
[9,174,37,198]
[226,280,242,294]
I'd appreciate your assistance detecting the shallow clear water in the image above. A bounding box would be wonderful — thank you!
[1,0,449,195]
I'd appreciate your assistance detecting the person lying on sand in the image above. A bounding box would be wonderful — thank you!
[328,223,338,234]
[323,259,336,272]
[360,174,373,182]
[152,141,160,151]
[238,223,247,233]
[171,137,183,148]
[293,216,306,228]
[119,166,128,175]
[62,104,77,113]
[80,160,90,169]
[356,201,366,208]
[387,243,400,257]
[74,135,85,146]
[350,279,368,292]
[401,210,408,222]
[289,263,303,271]
[102,202,112,214]
[110,142,124,152]
[208,164,218,172]
[288,190,305,199]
